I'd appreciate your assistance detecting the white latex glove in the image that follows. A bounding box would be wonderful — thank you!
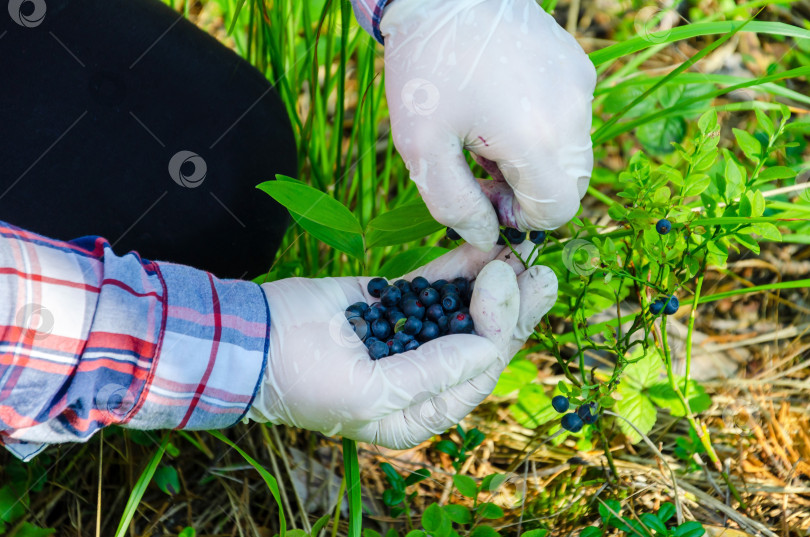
[247,242,557,449]
[381,0,596,250]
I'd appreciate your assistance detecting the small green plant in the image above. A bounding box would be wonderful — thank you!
[380,462,431,522]
[581,500,705,537]
[434,426,486,472]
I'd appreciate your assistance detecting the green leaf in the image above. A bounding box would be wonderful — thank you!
[674,521,706,537]
[698,109,717,132]
[624,349,663,389]
[178,528,196,537]
[636,117,686,155]
[615,386,657,444]
[422,503,450,536]
[405,531,427,537]
[757,166,796,181]
[452,475,478,499]
[469,526,500,537]
[435,440,459,458]
[286,531,309,537]
[15,523,55,537]
[647,380,712,417]
[380,463,405,491]
[683,174,710,197]
[343,439,362,537]
[378,247,449,279]
[293,214,365,260]
[509,384,555,428]
[724,158,745,201]
[0,485,27,523]
[364,531,383,537]
[404,468,431,487]
[258,177,362,233]
[476,502,505,520]
[755,109,775,138]
[366,200,443,247]
[114,436,172,537]
[733,128,762,163]
[522,531,549,537]
[312,514,331,536]
[658,503,676,523]
[580,528,602,537]
[598,499,622,524]
[153,465,180,496]
[492,358,537,396]
[383,489,406,506]
[640,513,667,534]
[443,504,472,525]
[652,186,671,204]
[753,222,782,241]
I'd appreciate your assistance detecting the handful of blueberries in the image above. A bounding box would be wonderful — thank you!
[345,276,476,360]
[552,395,599,433]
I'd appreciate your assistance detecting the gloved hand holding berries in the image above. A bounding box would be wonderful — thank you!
[247,242,557,449]
[381,0,597,250]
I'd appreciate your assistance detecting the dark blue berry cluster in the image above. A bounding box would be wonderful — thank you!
[649,295,679,315]
[552,395,599,433]
[346,276,476,360]
[446,227,546,245]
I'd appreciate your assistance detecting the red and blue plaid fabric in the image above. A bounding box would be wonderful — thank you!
[0,222,269,461]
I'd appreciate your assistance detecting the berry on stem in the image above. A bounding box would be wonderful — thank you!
[656,218,672,235]
[529,230,546,244]
[663,295,679,315]
[577,403,599,424]
[551,395,569,413]
[561,412,584,433]
[649,298,665,315]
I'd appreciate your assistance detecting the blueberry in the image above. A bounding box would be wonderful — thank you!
[417,321,440,342]
[386,308,406,326]
[440,284,459,297]
[551,395,570,413]
[368,340,389,360]
[426,303,444,322]
[401,295,426,319]
[504,227,526,245]
[367,277,388,298]
[381,285,402,307]
[404,340,420,351]
[431,279,448,291]
[371,318,391,339]
[347,317,370,340]
[529,230,546,244]
[403,316,423,336]
[449,312,474,334]
[442,293,462,313]
[388,340,405,355]
[663,295,679,315]
[649,298,665,315]
[394,279,413,294]
[446,227,462,241]
[363,304,385,322]
[364,336,380,348]
[452,277,469,296]
[411,276,430,294]
[656,218,672,235]
[393,331,414,343]
[577,403,599,424]
[419,287,440,307]
[437,315,449,333]
[346,302,369,317]
[561,412,584,433]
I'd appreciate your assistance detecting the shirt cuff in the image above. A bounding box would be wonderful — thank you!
[123,261,270,432]
[351,0,394,44]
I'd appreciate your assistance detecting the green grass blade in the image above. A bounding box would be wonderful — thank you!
[342,438,362,537]
[209,430,287,537]
[589,21,810,66]
[114,435,169,537]
[698,279,810,303]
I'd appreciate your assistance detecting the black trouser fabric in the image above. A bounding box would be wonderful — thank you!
[1,0,295,279]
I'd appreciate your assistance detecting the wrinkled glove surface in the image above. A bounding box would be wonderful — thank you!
[247,243,557,449]
[382,0,596,250]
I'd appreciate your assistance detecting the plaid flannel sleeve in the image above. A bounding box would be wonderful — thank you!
[351,0,393,44]
[0,221,270,461]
